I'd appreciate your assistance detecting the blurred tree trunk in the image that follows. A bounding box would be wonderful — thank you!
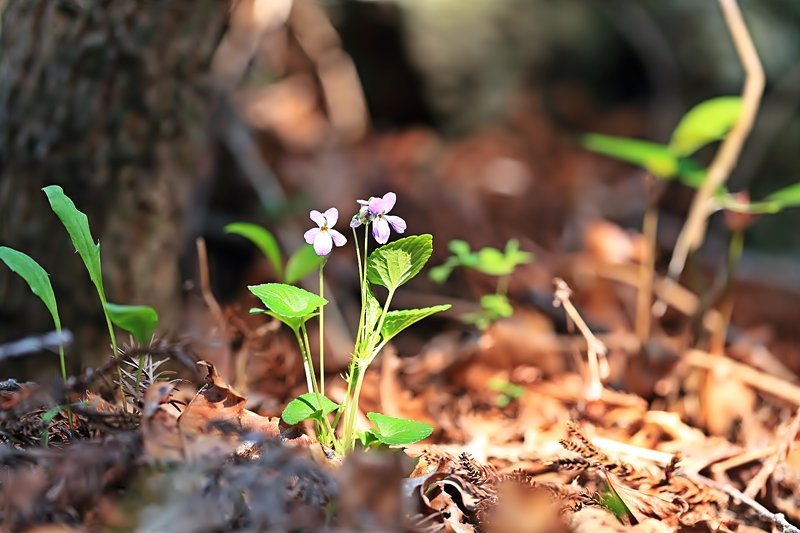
[0,0,227,369]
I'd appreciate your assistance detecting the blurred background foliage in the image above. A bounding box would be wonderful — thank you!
[3,0,800,373]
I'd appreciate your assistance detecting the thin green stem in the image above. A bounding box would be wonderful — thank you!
[710,229,744,355]
[294,328,315,394]
[319,263,325,397]
[346,362,367,453]
[496,275,510,297]
[57,342,75,437]
[301,323,338,448]
[103,310,127,414]
[353,228,365,348]
[368,289,395,361]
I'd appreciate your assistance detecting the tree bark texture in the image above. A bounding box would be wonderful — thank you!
[0,0,227,368]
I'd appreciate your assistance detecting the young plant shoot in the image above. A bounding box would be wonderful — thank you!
[248,193,448,454]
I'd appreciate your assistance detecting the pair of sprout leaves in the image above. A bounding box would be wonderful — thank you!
[248,234,449,447]
[583,96,800,212]
[0,186,159,354]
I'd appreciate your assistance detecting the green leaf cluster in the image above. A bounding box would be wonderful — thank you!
[581,96,743,187]
[461,294,514,331]
[430,239,533,284]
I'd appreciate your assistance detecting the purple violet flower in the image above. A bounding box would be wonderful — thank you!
[350,199,373,228]
[304,208,347,256]
[368,192,406,244]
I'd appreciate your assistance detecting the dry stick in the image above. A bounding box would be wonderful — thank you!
[196,237,225,327]
[686,350,800,406]
[654,0,765,317]
[552,278,608,401]
[681,471,800,533]
[635,175,658,343]
[743,407,800,499]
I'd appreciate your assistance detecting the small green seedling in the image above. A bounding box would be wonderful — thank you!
[248,194,449,454]
[225,222,325,284]
[43,186,159,412]
[487,378,525,408]
[430,238,532,330]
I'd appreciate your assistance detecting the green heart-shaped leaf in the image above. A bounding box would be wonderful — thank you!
[103,303,159,346]
[248,283,327,319]
[366,412,434,445]
[380,305,451,344]
[367,235,433,291]
[282,393,340,425]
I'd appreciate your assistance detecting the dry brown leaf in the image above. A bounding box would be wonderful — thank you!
[177,362,286,460]
[602,470,687,524]
[140,382,183,462]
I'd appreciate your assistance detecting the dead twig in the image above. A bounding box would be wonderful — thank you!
[552,278,609,401]
[743,407,800,498]
[685,349,800,406]
[655,0,765,317]
[681,471,800,533]
[195,237,225,329]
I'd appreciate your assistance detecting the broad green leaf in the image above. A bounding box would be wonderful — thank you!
[225,223,283,280]
[367,235,433,290]
[42,185,105,300]
[581,134,679,178]
[380,305,451,344]
[0,247,61,331]
[285,244,326,285]
[367,412,434,445]
[765,182,800,209]
[248,283,327,319]
[669,96,743,157]
[103,303,159,346]
[282,393,339,425]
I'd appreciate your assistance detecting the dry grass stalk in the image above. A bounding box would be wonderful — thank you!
[552,278,609,401]
[743,407,800,498]
[655,0,765,317]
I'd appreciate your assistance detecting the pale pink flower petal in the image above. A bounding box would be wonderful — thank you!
[373,217,391,244]
[309,210,326,227]
[304,227,320,244]
[313,231,333,256]
[330,228,347,247]
[385,215,406,234]
[323,207,339,227]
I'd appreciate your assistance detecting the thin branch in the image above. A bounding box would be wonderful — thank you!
[681,471,800,533]
[655,0,765,316]
[552,278,608,401]
[195,237,225,329]
[686,349,800,406]
[743,406,800,498]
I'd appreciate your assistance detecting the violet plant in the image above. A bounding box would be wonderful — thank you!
[248,193,449,454]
